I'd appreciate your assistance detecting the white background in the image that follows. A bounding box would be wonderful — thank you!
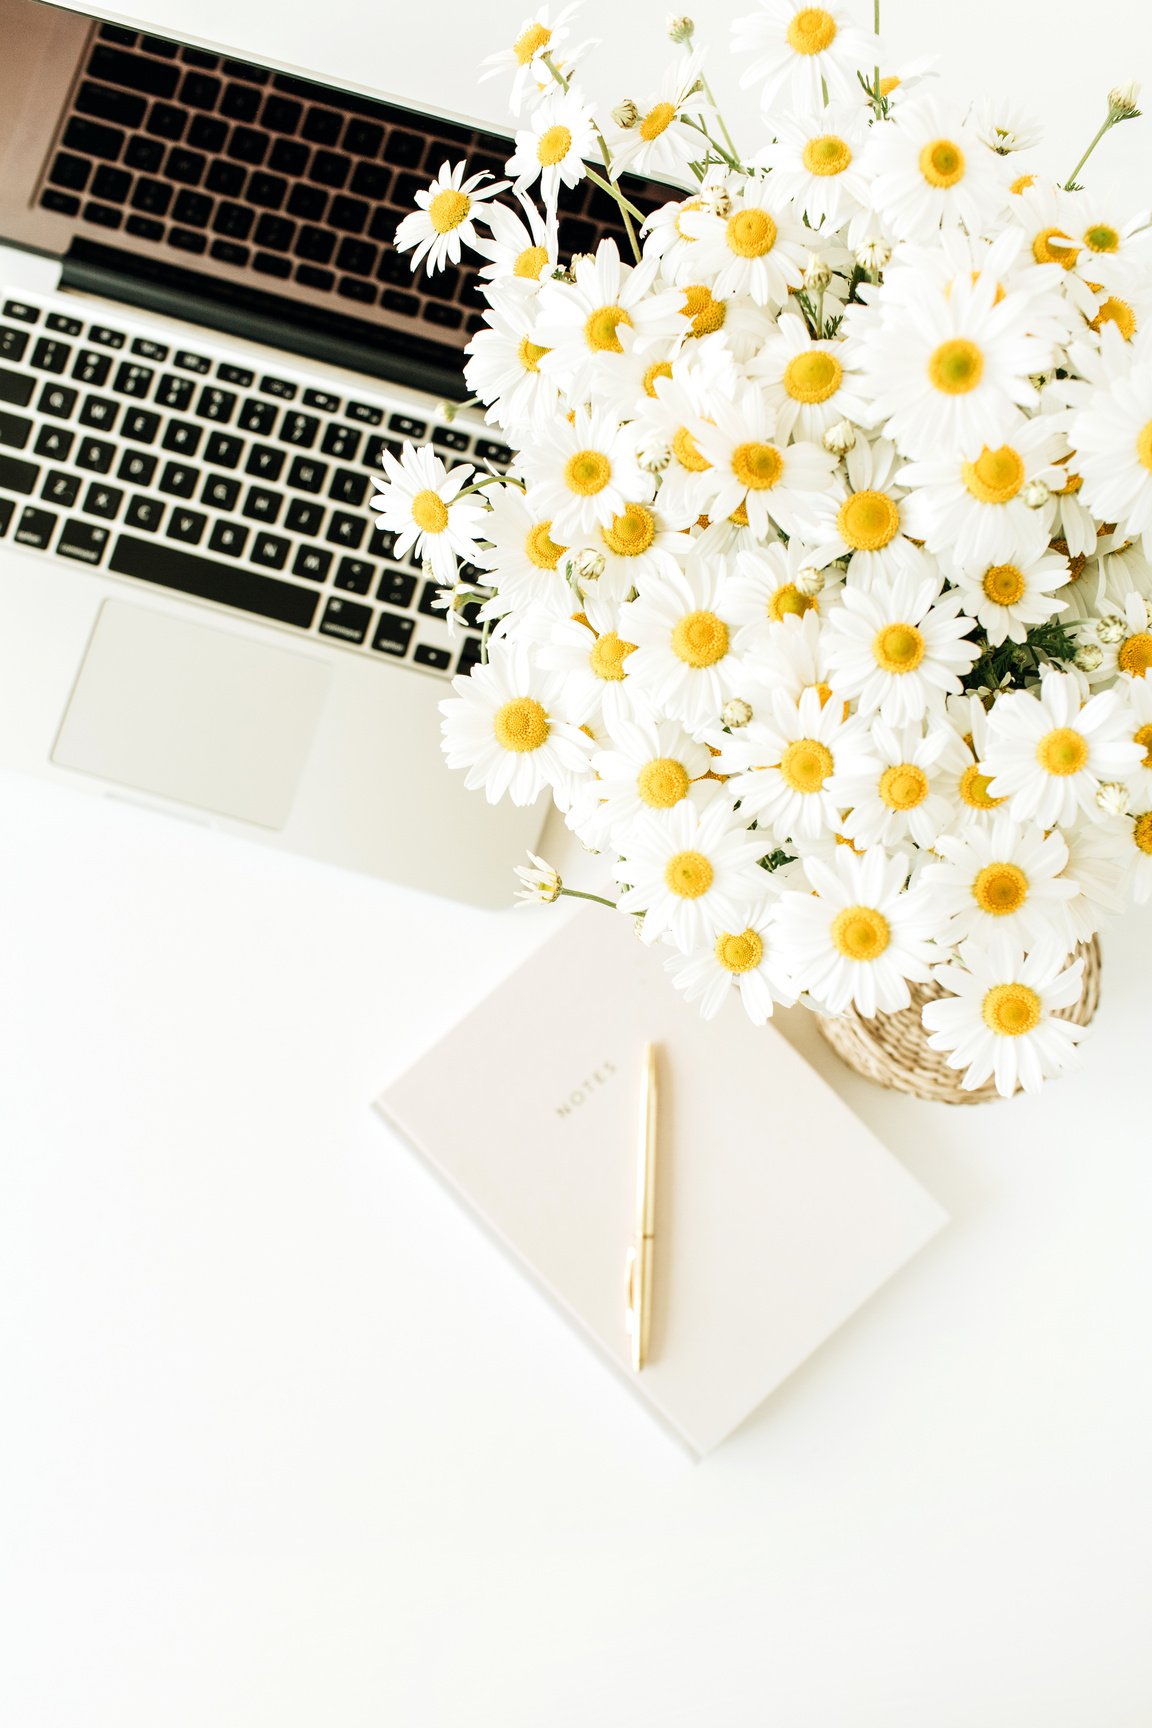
[3,1,1152,1723]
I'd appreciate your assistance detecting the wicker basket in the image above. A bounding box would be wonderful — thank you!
[815,937,1102,1104]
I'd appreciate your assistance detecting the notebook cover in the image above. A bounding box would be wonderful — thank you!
[375,908,947,1455]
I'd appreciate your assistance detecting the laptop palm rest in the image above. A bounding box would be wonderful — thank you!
[52,600,331,829]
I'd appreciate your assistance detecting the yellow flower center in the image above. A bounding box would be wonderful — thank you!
[838,488,899,551]
[767,582,814,621]
[1084,223,1120,253]
[879,74,901,96]
[928,337,984,395]
[958,763,1006,809]
[537,124,572,167]
[830,904,890,961]
[513,244,549,279]
[1118,633,1152,677]
[779,737,834,794]
[783,349,842,403]
[1134,811,1152,854]
[517,335,549,372]
[639,100,676,141]
[602,503,656,557]
[981,982,1042,1037]
[672,425,711,472]
[802,133,853,175]
[1036,726,1088,776]
[564,448,611,495]
[664,849,714,898]
[524,519,565,569]
[972,862,1029,915]
[584,303,632,353]
[493,696,550,753]
[427,189,471,234]
[919,138,965,188]
[674,198,703,240]
[873,622,925,674]
[1134,722,1152,768]
[642,359,673,396]
[729,502,749,527]
[411,489,448,534]
[1091,295,1136,339]
[671,609,729,667]
[725,208,777,259]
[732,440,783,490]
[962,445,1026,505]
[513,21,551,63]
[878,763,929,811]
[681,283,727,336]
[637,757,691,809]
[589,631,636,682]
[1010,172,1035,195]
[714,929,764,974]
[786,7,837,54]
[1032,227,1079,269]
[1136,420,1152,473]
[982,562,1026,606]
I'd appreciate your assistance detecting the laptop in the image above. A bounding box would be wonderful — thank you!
[0,0,659,906]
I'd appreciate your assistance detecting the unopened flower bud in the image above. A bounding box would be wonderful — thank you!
[569,547,605,583]
[667,14,695,44]
[1021,478,1051,508]
[612,99,640,129]
[701,180,732,218]
[1096,780,1130,815]
[570,251,596,272]
[1096,613,1127,643]
[1074,642,1104,671]
[803,253,832,292]
[1109,81,1141,119]
[436,399,459,423]
[855,236,891,272]
[795,565,825,597]
[722,697,753,728]
[823,418,856,456]
[637,435,672,473]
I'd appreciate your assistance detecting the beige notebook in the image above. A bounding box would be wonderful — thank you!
[376,909,946,1456]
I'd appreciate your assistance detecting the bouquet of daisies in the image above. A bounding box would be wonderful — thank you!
[372,0,1152,1097]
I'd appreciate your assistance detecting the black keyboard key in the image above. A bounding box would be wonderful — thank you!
[204,431,243,468]
[131,176,172,216]
[302,108,342,146]
[246,443,284,481]
[174,350,211,374]
[228,126,268,165]
[432,427,471,455]
[254,214,294,251]
[195,385,236,423]
[329,468,368,506]
[287,455,326,493]
[309,149,348,189]
[377,567,416,609]
[13,506,57,549]
[287,183,327,222]
[112,361,154,398]
[285,498,323,536]
[3,301,38,324]
[238,398,277,434]
[456,636,484,676]
[292,543,331,582]
[125,215,164,241]
[146,102,186,141]
[98,22,137,43]
[321,423,361,461]
[296,265,334,292]
[49,152,92,192]
[222,59,266,81]
[269,139,309,177]
[83,201,123,230]
[213,200,254,239]
[262,95,302,133]
[131,337,168,362]
[79,395,119,432]
[75,81,147,129]
[125,135,164,172]
[250,532,289,569]
[331,198,369,237]
[181,46,220,69]
[253,252,291,280]
[280,412,319,449]
[0,367,34,407]
[170,228,207,255]
[336,235,376,275]
[369,209,403,246]
[163,420,202,456]
[90,44,180,98]
[389,412,427,441]
[249,173,288,211]
[31,338,69,376]
[346,400,383,426]
[206,159,246,197]
[82,481,123,519]
[221,82,261,122]
[0,497,12,536]
[117,449,157,486]
[339,278,375,305]
[125,494,165,532]
[142,35,179,56]
[89,323,126,348]
[371,611,414,656]
[363,434,399,469]
[334,556,374,594]
[413,643,451,672]
[423,303,464,330]
[242,485,281,522]
[73,349,112,386]
[424,265,461,303]
[260,375,297,401]
[169,507,206,544]
[56,519,111,564]
[91,165,131,203]
[384,130,422,167]
[217,364,254,388]
[181,71,221,109]
[326,510,365,550]
[210,240,251,268]
[34,424,72,460]
[42,468,80,506]
[109,532,319,626]
[350,162,390,201]
[475,438,513,466]
[201,473,240,510]
[0,326,29,363]
[295,225,334,264]
[63,115,125,161]
[319,596,371,643]
[122,408,160,443]
[208,519,247,556]
[0,452,38,493]
[166,147,206,185]
[172,191,212,228]
[188,115,228,153]
[156,373,195,410]
[418,580,443,619]
[76,437,115,473]
[158,460,197,497]
[42,183,80,213]
[344,118,384,157]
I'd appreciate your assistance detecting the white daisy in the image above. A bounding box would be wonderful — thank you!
[1077,592,1152,685]
[373,445,484,584]
[863,94,1011,241]
[920,815,1077,955]
[677,177,810,307]
[464,288,562,434]
[1070,367,1152,556]
[507,87,596,206]
[948,546,1070,646]
[605,50,713,185]
[585,500,692,605]
[440,644,591,805]
[613,796,769,949]
[690,384,837,539]
[674,283,769,361]
[801,435,927,587]
[772,846,939,1018]
[518,406,650,539]
[752,102,872,232]
[737,603,843,710]
[726,541,843,655]
[473,193,558,284]
[619,552,744,728]
[1119,672,1152,806]
[899,418,1066,569]
[1119,808,1152,901]
[471,484,569,621]
[569,716,715,849]
[922,940,1086,1097]
[831,718,972,850]
[532,239,685,398]
[665,902,798,1023]
[513,851,564,904]
[712,684,877,843]
[981,670,1144,826]
[1058,816,1132,941]
[823,567,980,725]
[535,598,641,729]
[732,0,883,114]
[394,161,508,275]
[972,97,1043,156]
[749,313,869,444]
[480,4,587,114]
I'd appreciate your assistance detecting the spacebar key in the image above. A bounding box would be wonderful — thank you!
[109,534,319,628]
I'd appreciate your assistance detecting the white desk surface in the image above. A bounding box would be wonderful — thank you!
[3,2,1152,1722]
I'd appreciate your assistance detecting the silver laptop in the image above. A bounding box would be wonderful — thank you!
[0,1,650,905]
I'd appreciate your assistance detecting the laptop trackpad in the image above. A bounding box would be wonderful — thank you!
[53,600,331,829]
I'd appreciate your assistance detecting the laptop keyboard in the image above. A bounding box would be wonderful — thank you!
[0,292,502,677]
[37,22,667,351]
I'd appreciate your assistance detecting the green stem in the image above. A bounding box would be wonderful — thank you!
[1064,112,1114,189]
[679,113,741,173]
[542,51,641,261]
[699,72,741,165]
[871,0,882,117]
[455,474,523,498]
[559,888,618,909]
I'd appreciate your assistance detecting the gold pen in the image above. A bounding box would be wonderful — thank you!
[626,1041,658,1372]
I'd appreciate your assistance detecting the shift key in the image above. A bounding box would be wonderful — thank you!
[0,453,38,493]
[0,409,32,449]
[0,365,35,407]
